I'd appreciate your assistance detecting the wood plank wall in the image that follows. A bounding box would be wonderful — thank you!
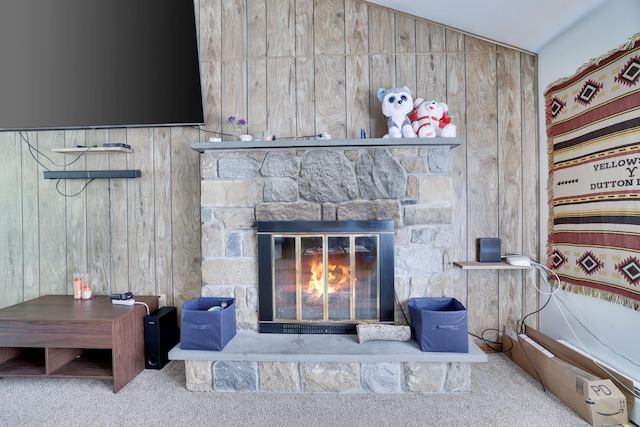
[0,0,539,337]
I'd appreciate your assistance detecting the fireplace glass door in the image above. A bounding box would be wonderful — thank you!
[258,221,394,334]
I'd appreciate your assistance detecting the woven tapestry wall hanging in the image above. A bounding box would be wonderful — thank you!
[546,33,640,311]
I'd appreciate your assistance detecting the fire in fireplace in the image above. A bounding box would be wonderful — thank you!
[257,220,394,334]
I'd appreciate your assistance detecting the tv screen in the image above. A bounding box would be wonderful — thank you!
[0,0,204,131]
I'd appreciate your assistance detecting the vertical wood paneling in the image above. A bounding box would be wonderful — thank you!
[62,130,87,295]
[170,127,202,308]
[447,30,468,306]
[38,131,67,296]
[368,7,395,138]
[0,1,540,346]
[127,128,155,295]
[521,53,540,327]
[464,37,500,336]
[247,0,267,137]
[0,132,23,307]
[22,132,40,302]
[106,128,130,295]
[345,1,369,138]
[85,129,111,295]
[294,0,315,138]
[153,127,173,301]
[314,0,346,138]
[497,47,523,332]
[394,14,416,94]
[415,23,447,103]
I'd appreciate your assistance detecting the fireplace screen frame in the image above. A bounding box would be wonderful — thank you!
[257,220,394,334]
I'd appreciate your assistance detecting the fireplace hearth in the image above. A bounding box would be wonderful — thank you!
[257,220,395,334]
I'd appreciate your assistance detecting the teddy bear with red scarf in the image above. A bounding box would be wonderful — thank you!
[409,98,457,138]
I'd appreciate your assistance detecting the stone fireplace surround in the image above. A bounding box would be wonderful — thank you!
[169,138,487,393]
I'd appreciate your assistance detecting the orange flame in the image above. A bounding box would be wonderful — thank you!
[306,256,353,300]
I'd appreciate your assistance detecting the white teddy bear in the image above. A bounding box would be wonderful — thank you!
[409,98,457,138]
[377,86,417,138]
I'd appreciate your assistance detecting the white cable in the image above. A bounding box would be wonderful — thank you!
[134,301,150,315]
[526,259,636,396]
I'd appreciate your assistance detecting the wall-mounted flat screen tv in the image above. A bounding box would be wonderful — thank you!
[0,0,204,131]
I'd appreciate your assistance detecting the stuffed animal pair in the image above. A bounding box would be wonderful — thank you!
[377,86,456,138]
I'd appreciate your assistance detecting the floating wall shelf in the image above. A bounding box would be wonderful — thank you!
[52,146,133,154]
[43,170,142,179]
[453,261,531,270]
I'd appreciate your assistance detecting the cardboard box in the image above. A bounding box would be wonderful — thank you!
[503,326,630,426]
[180,297,236,351]
[408,297,468,352]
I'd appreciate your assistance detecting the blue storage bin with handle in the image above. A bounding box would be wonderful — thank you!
[408,297,468,353]
[180,297,236,351]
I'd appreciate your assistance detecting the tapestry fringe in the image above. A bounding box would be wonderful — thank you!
[557,282,640,312]
[545,32,640,94]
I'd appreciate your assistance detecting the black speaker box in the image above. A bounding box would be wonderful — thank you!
[144,306,178,370]
[477,238,502,262]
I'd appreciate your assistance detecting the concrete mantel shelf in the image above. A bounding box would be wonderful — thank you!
[190,137,462,152]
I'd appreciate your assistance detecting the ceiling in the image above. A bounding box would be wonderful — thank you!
[365,0,608,53]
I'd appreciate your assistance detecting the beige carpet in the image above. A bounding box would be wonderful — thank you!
[0,354,593,427]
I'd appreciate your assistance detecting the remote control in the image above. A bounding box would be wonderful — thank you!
[109,292,133,300]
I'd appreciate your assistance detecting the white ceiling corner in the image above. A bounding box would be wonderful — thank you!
[364,0,609,53]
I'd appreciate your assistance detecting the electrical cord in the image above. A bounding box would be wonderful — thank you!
[134,301,150,316]
[508,255,636,397]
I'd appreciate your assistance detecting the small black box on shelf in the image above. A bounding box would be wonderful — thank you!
[477,238,501,262]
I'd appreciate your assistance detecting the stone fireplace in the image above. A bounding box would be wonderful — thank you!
[170,138,487,394]
[195,138,461,331]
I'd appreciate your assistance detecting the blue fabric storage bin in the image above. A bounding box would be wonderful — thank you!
[408,297,468,353]
[180,297,236,351]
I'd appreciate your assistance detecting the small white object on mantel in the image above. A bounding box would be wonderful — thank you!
[356,323,412,343]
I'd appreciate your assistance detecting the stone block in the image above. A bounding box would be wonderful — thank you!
[185,360,213,391]
[356,150,407,199]
[202,258,258,286]
[395,246,442,274]
[419,175,453,204]
[300,362,360,392]
[225,232,242,257]
[235,308,258,332]
[403,362,446,393]
[255,202,321,221]
[201,223,224,258]
[427,148,452,174]
[242,232,258,257]
[299,151,358,202]
[404,206,452,225]
[200,153,217,179]
[336,200,401,222]
[263,177,298,202]
[258,362,300,392]
[218,157,261,178]
[444,362,471,393]
[399,158,428,173]
[260,151,299,178]
[361,362,402,393]
[213,361,257,392]
[214,208,255,229]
